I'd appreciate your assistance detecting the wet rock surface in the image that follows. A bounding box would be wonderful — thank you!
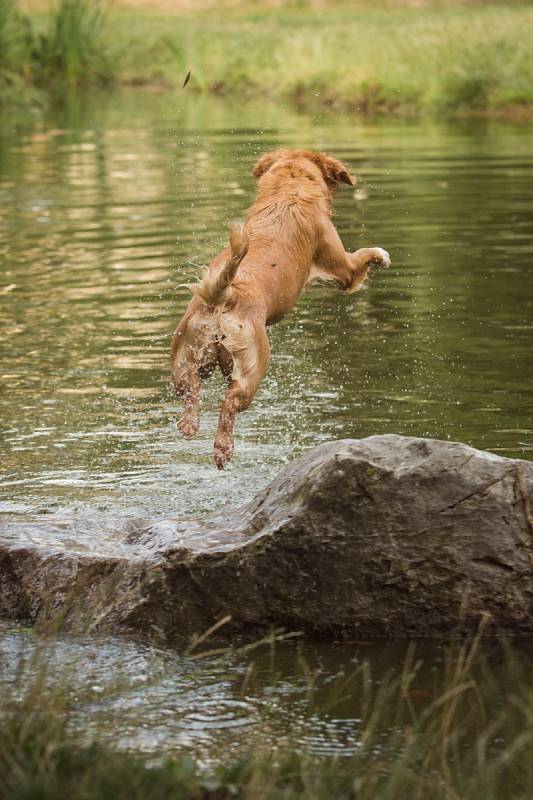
[1,435,533,642]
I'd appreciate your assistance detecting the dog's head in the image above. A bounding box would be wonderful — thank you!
[252,149,356,190]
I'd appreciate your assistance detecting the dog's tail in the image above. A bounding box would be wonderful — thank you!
[187,223,249,306]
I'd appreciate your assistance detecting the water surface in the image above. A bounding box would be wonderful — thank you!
[1,90,532,761]
[1,91,531,524]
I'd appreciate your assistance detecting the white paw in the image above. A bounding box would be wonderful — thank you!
[372,247,391,268]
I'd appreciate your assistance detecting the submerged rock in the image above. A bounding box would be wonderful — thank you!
[1,435,533,642]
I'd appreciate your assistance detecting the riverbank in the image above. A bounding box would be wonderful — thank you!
[2,631,533,800]
[3,0,533,118]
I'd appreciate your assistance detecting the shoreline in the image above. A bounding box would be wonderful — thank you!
[10,77,533,123]
[3,2,533,121]
[118,81,533,122]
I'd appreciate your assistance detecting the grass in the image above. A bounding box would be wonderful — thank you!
[2,1,533,115]
[0,0,117,105]
[33,0,117,86]
[0,0,37,104]
[3,630,533,799]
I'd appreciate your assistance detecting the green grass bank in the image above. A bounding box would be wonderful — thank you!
[3,633,533,799]
[2,0,533,117]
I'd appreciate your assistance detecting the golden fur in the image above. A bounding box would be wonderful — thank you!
[170,149,391,468]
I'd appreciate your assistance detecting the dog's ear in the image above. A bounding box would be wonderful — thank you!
[252,149,288,178]
[308,152,356,187]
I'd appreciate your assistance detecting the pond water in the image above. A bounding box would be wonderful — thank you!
[1,90,532,760]
[2,91,532,522]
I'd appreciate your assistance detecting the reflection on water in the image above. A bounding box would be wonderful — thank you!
[1,91,532,522]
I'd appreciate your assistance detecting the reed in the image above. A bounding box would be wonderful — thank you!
[0,0,118,105]
[34,0,117,85]
[0,0,37,104]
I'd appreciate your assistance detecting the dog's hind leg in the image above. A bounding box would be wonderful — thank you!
[213,318,270,469]
[175,367,202,438]
[171,306,217,439]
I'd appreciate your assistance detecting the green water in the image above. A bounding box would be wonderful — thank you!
[1,91,531,522]
[1,90,532,760]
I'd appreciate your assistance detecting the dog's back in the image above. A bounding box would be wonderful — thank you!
[171,148,390,468]
[225,155,332,322]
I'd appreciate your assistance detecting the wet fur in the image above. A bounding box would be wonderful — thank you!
[170,148,391,469]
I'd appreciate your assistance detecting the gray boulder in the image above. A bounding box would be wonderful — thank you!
[1,435,533,642]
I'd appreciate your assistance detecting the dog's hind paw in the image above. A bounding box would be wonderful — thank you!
[214,439,234,470]
[177,415,199,438]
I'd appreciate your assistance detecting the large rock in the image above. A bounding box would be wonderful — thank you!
[1,435,533,642]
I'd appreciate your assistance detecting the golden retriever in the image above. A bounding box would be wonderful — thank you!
[170,149,391,468]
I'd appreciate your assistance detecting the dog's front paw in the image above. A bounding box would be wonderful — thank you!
[368,247,391,269]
